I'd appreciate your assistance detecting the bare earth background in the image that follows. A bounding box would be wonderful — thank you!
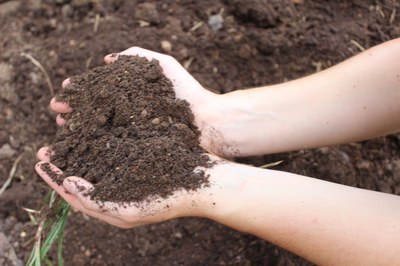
[0,0,399,265]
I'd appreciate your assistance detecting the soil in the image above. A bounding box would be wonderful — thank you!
[47,55,210,203]
[0,0,399,265]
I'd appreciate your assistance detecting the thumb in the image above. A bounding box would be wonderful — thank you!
[63,176,93,196]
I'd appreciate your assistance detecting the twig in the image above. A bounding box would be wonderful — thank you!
[21,52,54,97]
[22,207,40,225]
[350,40,366,52]
[260,160,283,169]
[93,14,100,33]
[183,57,194,70]
[390,8,396,24]
[0,154,23,196]
[190,21,203,32]
[35,220,45,266]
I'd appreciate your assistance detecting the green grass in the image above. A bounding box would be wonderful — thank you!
[27,191,70,266]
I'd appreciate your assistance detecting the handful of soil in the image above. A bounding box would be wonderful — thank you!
[44,56,211,203]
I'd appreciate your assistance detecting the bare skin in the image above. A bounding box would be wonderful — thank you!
[36,39,400,265]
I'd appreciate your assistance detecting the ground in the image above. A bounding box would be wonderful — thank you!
[0,0,399,265]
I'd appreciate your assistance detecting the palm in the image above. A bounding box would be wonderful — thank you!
[36,47,221,228]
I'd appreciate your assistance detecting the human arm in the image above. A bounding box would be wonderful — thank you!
[51,40,400,157]
[37,40,400,265]
[35,157,400,266]
[201,163,400,266]
[210,38,400,156]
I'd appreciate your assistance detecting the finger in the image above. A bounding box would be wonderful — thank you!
[62,78,70,88]
[63,176,126,217]
[56,114,67,126]
[35,162,130,227]
[104,47,170,65]
[50,98,72,113]
[35,162,81,204]
[104,53,119,64]
[37,147,53,162]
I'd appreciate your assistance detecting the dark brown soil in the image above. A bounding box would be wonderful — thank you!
[47,55,210,203]
[1,0,400,265]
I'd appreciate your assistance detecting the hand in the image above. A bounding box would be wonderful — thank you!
[35,47,235,228]
[50,47,244,157]
[35,151,217,228]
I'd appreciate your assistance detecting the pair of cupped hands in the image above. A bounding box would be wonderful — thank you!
[36,47,234,228]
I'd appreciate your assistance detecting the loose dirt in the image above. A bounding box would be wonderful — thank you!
[46,56,210,203]
[1,1,399,265]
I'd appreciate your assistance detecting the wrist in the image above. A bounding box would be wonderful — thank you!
[200,90,280,157]
[193,161,250,222]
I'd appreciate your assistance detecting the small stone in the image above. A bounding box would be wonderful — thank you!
[174,123,187,130]
[106,142,110,149]
[151,118,160,125]
[61,4,73,18]
[69,39,77,46]
[160,40,172,53]
[208,14,223,32]
[0,63,13,82]
[141,109,148,118]
[174,232,182,239]
[69,122,80,131]
[0,144,16,159]
[84,249,91,257]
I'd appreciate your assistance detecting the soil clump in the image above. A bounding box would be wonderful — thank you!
[45,56,211,203]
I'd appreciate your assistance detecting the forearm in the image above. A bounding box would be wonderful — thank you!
[201,163,400,266]
[214,38,400,156]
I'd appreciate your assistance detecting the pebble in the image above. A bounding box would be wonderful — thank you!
[151,118,160,125]
[84,249,91,257]
[0,144,16,159]
[174,232,182,239]
[141,109,148,118]
[69,122,80,131]
[0,63,13,82]
[174,123,187,130]
[161,40,172,53]
[208,14,223,31]
[61,4,73,18]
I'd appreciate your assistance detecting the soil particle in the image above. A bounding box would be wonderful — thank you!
[48,56,211,203]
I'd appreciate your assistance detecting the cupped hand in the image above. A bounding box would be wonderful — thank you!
[51,47,242,157]
[35,146,218,228]
[36,47,236,228]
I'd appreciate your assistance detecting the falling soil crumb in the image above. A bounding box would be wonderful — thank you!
[45,56,212,203]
